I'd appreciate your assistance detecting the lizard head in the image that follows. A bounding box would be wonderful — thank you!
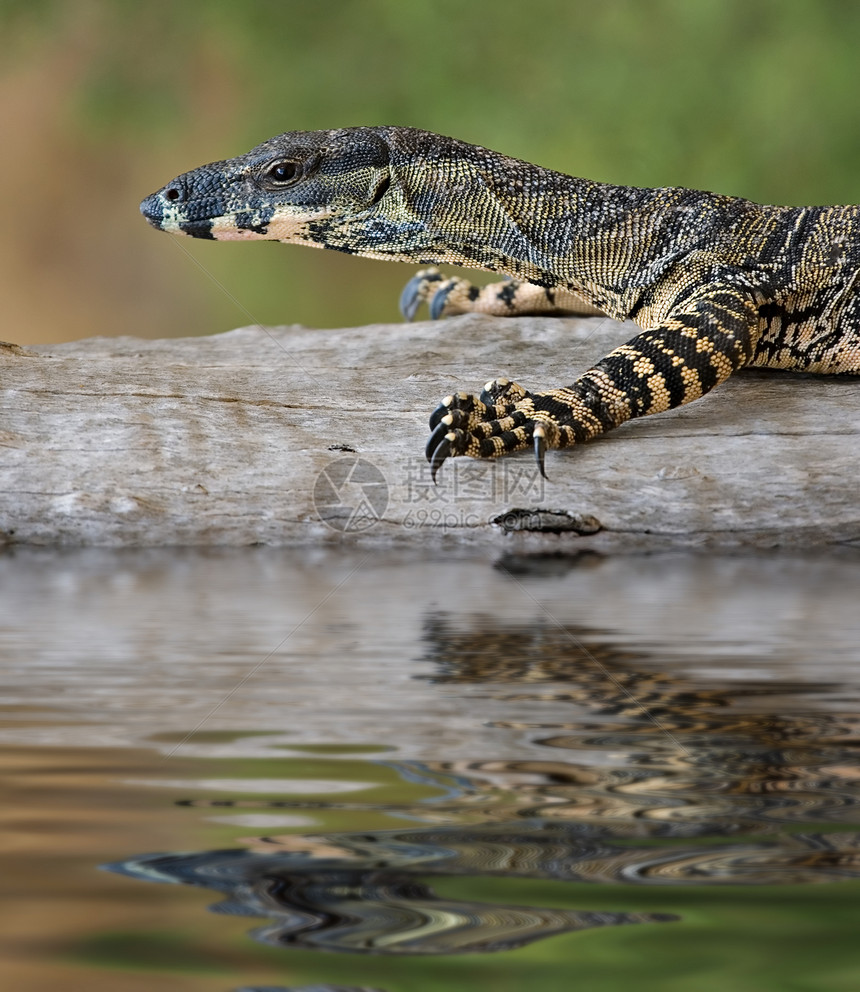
[140,127,432,259]
[141,126,548,277]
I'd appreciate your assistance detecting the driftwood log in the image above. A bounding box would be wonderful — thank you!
[1,315,859,548]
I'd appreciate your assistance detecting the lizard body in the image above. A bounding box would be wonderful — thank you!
[141,127,860,477]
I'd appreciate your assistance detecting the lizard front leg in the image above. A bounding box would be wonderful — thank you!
[426,284,764,479]
[400,268,605,320]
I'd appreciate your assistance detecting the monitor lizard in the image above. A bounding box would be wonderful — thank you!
[140,126,860,479]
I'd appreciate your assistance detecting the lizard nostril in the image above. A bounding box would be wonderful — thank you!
[164,187,182,202]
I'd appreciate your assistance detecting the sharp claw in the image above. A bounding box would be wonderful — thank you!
[398,273,427,322]
[534,425,547,479]
[430,436,453,483]
[425,419,451,461]
[429,283,456,320]
[429,396,453,429]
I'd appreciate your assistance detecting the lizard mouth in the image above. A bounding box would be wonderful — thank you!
[139,190,222,238]
[140,189,335,243]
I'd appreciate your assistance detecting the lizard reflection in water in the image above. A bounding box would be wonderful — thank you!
[107,593,860,955]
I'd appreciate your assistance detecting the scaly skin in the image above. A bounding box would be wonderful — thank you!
[141,126,860,478]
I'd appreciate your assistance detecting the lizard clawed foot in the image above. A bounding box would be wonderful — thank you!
[400,268,489,321]
[425,379,567,481]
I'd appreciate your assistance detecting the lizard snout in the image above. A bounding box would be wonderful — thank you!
[140,180,189,230]
[140,190,167,228]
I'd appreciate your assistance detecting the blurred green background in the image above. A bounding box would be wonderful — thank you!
[3,0,860,344]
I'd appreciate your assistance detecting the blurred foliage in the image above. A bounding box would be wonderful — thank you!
[3,0,860,340]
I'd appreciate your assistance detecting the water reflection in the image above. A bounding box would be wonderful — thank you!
[419,611,860,834]
[108,847,673,955]
[105,582,860,956]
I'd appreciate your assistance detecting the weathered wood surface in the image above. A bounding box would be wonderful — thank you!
[1,315,859,548]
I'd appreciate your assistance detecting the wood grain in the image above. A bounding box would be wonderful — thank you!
[1,315,858,548]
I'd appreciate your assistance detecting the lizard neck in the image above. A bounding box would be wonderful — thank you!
[384,129,742,319]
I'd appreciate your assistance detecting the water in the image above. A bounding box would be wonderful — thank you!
[3,546,860,991]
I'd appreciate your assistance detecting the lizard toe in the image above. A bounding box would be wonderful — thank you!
[429,434,455,483]
[399,268,444,321]
[480,377,530,406]
[429,281,459,320]
[533,424,548,478]
[428,391,490,429]
[425,419,458,461]
[428,396,454,430]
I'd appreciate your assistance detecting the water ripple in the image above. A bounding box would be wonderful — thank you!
[105,608,860,956]
[105,849,676,955]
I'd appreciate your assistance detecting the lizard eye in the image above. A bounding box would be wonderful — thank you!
[265,161,300,184]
